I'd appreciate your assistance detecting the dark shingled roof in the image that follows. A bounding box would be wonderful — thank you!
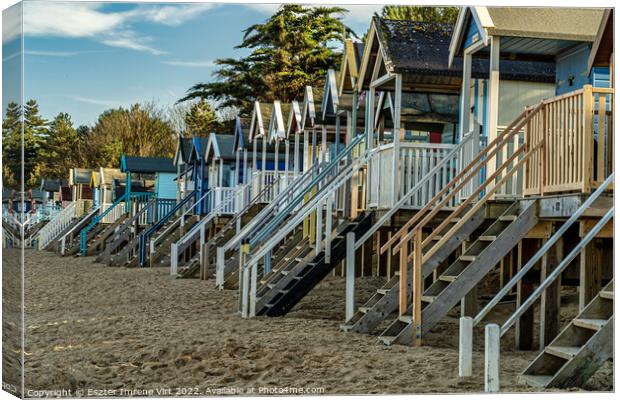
[40,179,62,192]
[375,18,555,83]
[179,137,195,164]
[122,156,176,173]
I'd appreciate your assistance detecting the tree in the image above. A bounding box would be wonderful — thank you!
[184,100,218,137]
[179,5,355,115]
[2,100,48,188]
[379,6,459,23]
[23,99,48,187]
[39,113,79,180]
[85,102,177,167]
[2,102,21,188]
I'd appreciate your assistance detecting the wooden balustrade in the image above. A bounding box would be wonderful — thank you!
[524,85,614,196]
[368,142,458,209]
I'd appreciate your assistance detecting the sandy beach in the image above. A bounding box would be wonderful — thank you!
[14,248,611,395]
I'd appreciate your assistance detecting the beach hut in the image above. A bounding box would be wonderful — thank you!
[173,136,196,202]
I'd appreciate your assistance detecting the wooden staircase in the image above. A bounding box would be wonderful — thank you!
[379,200,538,346]
[520,280,613,389]
[341,206,490,334]
[255,213,373,317]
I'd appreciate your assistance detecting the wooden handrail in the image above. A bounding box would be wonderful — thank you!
[410,143,540,264]
[381,102,543,255]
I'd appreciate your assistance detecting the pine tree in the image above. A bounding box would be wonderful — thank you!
[2,102,22,188]
[39,112,79,180]
[179,5,355,115]
[23,99,48,187]
[184,100,218,137]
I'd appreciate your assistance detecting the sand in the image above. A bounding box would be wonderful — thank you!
[10,248,612,396]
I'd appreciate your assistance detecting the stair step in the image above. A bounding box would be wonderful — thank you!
[460,255,476,262]
[545,345,580,360]
[377,288,390,295]
[421,295,435,303]
[573,318,607,331]
[398,315,412,323]
[438,275,457,283]
[479,235,497,242]
[499,215,517,221]
[520,374,553,388]
[359,307,370,314]
[280,270,289,276]
[431,235,443,241]
[378,336,397,345]
[600,291,613,300]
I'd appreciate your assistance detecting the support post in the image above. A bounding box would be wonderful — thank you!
[459,316,473,377]
[325,194,333,264]
[392,73,402,203]
[412,229,422,346]
[486,36,501,187]
[485,323,500,392]
[345,232,355,322]
[579,238,603,310]
[539,233,562,348]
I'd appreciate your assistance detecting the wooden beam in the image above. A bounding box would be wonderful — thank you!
[579,238,603,310]
[525,221,553,239]
[539,232,562,348]
[579,218,613,238]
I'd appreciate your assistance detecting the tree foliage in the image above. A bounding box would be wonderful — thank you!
[179,5,355,115]
[184,100,218,137]
[379,6,459,23]
[84,102,177,168]
[38,113,80,180]
[2,100,49,187]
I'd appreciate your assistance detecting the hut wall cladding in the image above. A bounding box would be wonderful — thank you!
[155,173,177,199]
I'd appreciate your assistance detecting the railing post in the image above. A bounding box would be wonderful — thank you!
[240,240,250,317]
[459,316,473,377]
[485,323,500,392]
[345,232,355,322]
[412,228,422,346]
[583,85,594,193]
[399,239,408,315]
[539,105,546,196]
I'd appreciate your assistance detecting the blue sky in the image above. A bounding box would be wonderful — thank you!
[2,2,381,126]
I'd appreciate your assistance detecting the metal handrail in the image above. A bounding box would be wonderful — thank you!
[138,190,196,266]
[217,161,323,252]
[475,173,614,328]
[250,133,366,247]
[243,144,375,276]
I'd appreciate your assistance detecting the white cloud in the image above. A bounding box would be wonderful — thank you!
[2,3,22,44]
[26,50,80,57]
[163,59,216,68]
[70,95,120,107]
[20,2,213,54]
[133,4,216,26]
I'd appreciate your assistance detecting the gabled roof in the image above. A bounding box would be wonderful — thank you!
[588,8,613,72]
[205,133,236,163]
[449,7,604,65]
[174,137,195,166]
[70,168,93,185]
[249,102,273,140]
[189,136,210,163]
[301,86,317,129]
[99,168,125,186]
[233,116,250,151]
[121,155,176,174]
[90,171,101,188]
[286,100,303,137]
[40,179,62,192]
[268,100,287,143]
[338,39,364,96]
[321,69,339,121]
[357,17,555,90]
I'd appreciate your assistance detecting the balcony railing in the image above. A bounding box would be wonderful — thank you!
[524,85,614,196]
